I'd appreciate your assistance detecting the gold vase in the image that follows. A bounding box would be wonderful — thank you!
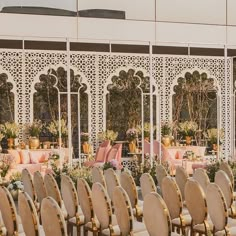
[10,189,19,201]
[162,135,171,147]
[82,142,91,154]
[129,141,136,153]
[212,143,218,151]
[185,136,192,146]
[7,138,14,149]
[29,137,40,149]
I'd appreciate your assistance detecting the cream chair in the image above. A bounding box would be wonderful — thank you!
[77,178,99,235]
[41,197,68,236]
[185,179,212,235]
[140,173,156,199]
[61,175,84,236]
[33,171,47,205]
[120,171,143,221]
[162,176,191,235]
[113,186,148,235]
[206,183,236,235]
[192,168,210,194]
[175,166,188,201]
[219,162,234,189]
[91,166,106,188]
[155,164,168,194]
[91,182,120,236]
[215,170,236,218]
[18,191,45,236]
[104,168,120,203]
[0,186,25,236]
[143,192,181,236]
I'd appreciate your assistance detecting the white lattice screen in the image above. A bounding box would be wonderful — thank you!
[0,49,233,158]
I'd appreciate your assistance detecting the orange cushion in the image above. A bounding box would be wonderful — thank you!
[8,150,21,164]
[20,150,30,164]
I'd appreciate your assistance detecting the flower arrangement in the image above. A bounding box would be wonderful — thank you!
[136,122,156,138]
[98,130,118,142]
[103,159,119,171]
[0,122,19,138]
[81,132,89,143]
[161,121,172,136]
[206,128,224,144]
[47,119,68,138]
[25,119,43,137]
[0,155,14,178]
[178,121,198,137]
[126,128,138,142]
[7,172,23,191]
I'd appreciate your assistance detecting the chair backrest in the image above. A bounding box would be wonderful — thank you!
[104,168,120,202]
[175,166,188,201]
[44,174,62,207]
[156,164,168,192]
[206,183,228,233]
[113,186,133,235]
[143,192,172,236]
[95,140,111,162]
[33,171,47,205]
[193,168,210,194]
[77,178,94,224]
[41,197,67,236]
[214,170,233,210]
[22,168,36,201]
[162,176,182,220]
[91,183,112,230]
[91,166,106,188]
[185,179,207,225]
[106,143,122,164]
[153,140,160,156]
[140,173,156,199]
[0,187,19,235]
[219,162,234,188]
[120,171,138,208]
[18,191,41,236]
[144,140,150,155]
[61,175,78,219]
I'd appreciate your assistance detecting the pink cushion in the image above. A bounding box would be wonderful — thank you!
[8,150,21,164]
[20,150,30,164]
[96,147,106,162]
[29,151,46,164]
[107,149,118,161]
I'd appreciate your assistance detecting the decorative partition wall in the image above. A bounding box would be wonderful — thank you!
[0,49,233,158]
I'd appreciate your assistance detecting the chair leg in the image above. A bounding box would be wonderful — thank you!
[77,225,81,236]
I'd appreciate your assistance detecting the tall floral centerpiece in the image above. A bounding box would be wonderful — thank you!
[161,121,173,147]
[126,128,138,153]
[25,119,43,149]
[47,119,68,147]
[81,132,91,154]
[98,129,118,145]
[137,122,156,141]
[178,121,198,145]
[1,122,19,149]
[206,128,224,151]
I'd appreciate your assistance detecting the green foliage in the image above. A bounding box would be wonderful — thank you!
[206,161,220,182]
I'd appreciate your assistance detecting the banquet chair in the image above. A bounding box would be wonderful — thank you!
[175,166,188,202]
[162,176,191,235]
[155,164,168,194]
[61,175,84,236]
[120,171,143,221]
[33,171,47,206]
[206,183,236,235]
[91,166,106,188]
[140,173,156,199]
[91,182,120,236]
[77,178,99,236]
[219,162,235,190]
[41,197,68,236]
[0,186,25,236]
[215,170,236,218]
[18,191,45,236]
[0,210,6,236]
[113,186,148,235]
[143,192,181,236]
[192,168,210,194]
[44,174,68,219]
[184,179,212,235]
[84,140,111,167]
[104,168,120,204]
[105,143,122,166]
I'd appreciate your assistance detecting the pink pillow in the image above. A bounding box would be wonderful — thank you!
[8,150,21,164]
[29,151,46,164]
[107,149,118,161]
[96,147,106,162]
[20,150,30,164]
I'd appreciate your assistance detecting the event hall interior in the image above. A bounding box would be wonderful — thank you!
[1,0,236,235]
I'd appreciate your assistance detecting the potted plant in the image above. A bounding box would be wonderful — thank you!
[0,122,19,149]
[161,121,172,147]
[206,128,224,151]
[137,122,156,141]
[126,128,138,153]
[81,132,90,154]
[98,129,118,144]
[25,119,43,149]
[178,121,198,145]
